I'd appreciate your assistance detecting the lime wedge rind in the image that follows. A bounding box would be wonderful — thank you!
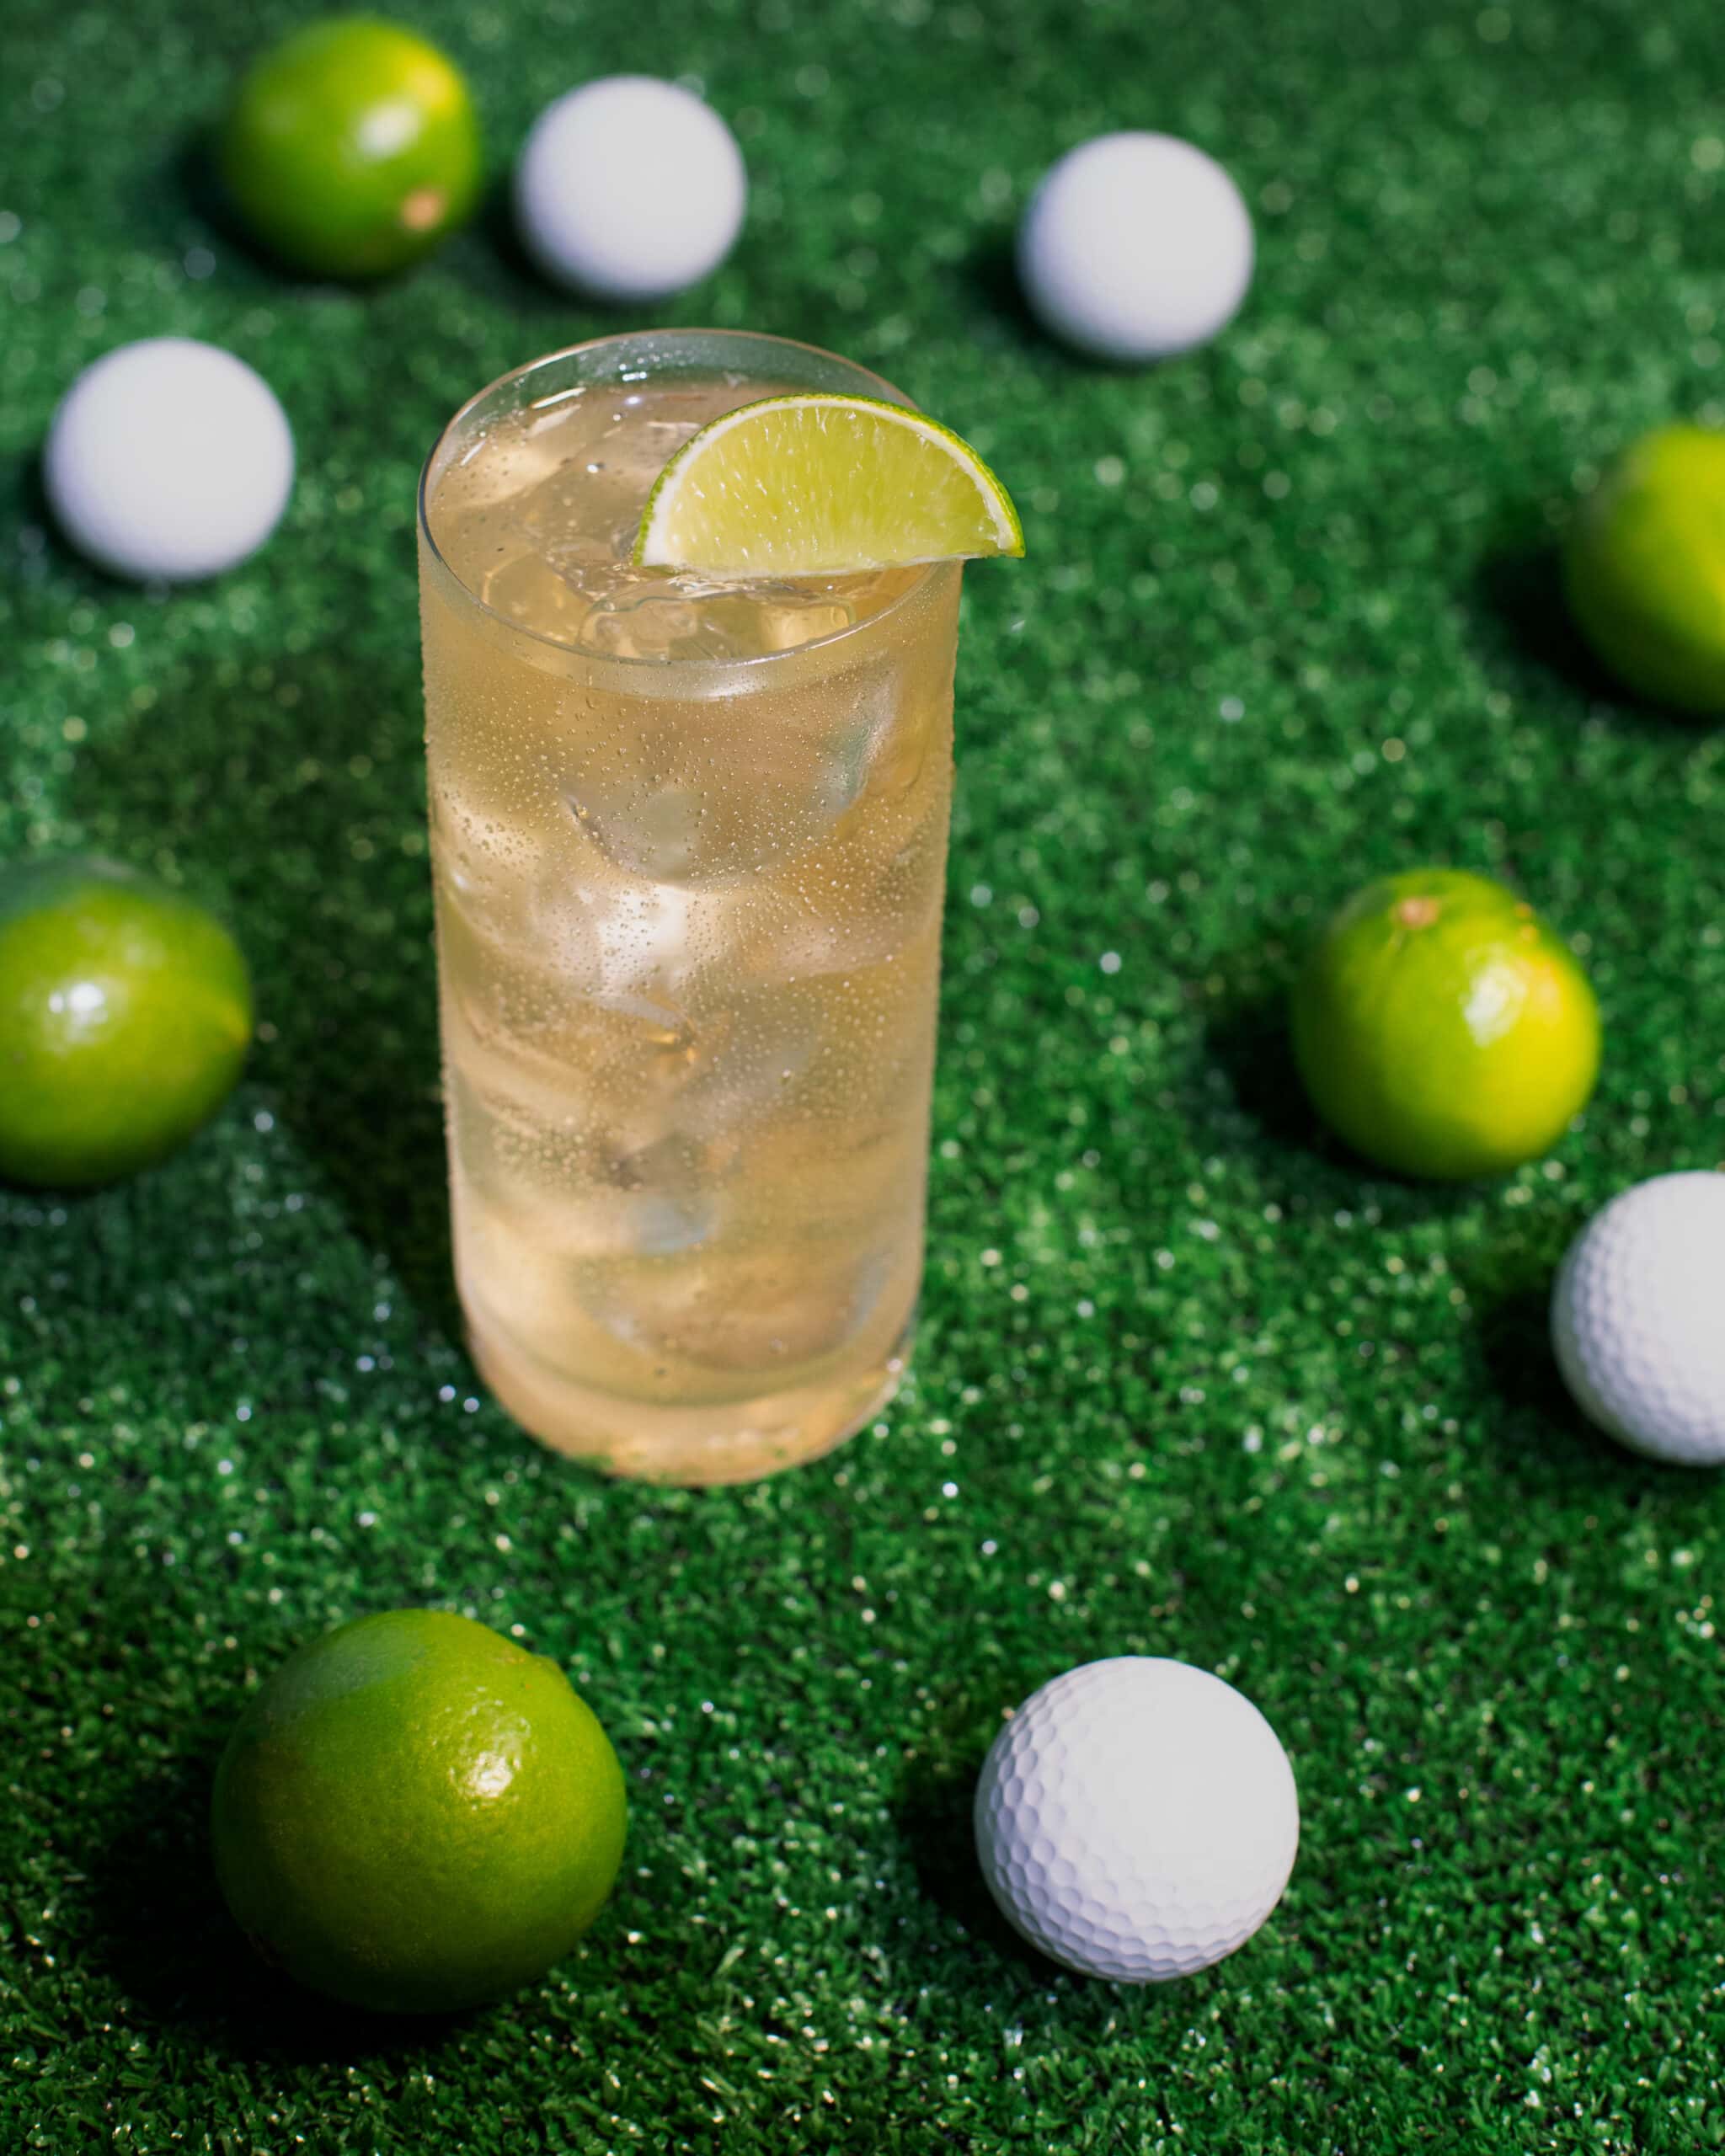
[634,392,1024,574]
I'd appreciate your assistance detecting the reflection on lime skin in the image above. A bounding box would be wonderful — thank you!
[1564,424,1725,716]
[1290,867,1601,1182]
[211,1609,628,2015]
[217,17,482,280]
[0,857,253,1189]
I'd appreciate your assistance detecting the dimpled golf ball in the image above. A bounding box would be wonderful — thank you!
[974,1657,1299,1982]
[1551,1171,1725,1465]
[515,76,746,302]
[45,339,294,582]
[1017,132,1254,363]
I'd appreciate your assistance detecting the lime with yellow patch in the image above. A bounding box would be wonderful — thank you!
[1290,868,1600,1182]
[211,1609,627,2015]
[635,393,1024,574]
[1564,424,1725,715]
[0,857,251,1189]
[218,17,481,280]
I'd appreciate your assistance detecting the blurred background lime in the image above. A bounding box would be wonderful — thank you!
[217,16,481,279]
[1290,867,1601,1181]
[1563,424,1725,715]
[211,1609,628,2015]
[0,857,251,1188]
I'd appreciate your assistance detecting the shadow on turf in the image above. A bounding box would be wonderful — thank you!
[959,237,1049,353]
[170,133,460,294]
[87,1758,463,2063]
[66,653,461,1342]
[1468,536,1608,706]
[894,1759,1230,2014]
[1203,991,1318,1156]
[1466,520,1693,735]
[472,173,591,313]
[168,135,312,288]
[960,233,1202,366]
[1473,1281,1692,1493]
[894,1756,1049,1976]
[893,1751,1178,2004]
[1476,1283,1620,1485]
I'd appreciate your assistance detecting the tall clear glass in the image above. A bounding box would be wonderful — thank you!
[418,331,963,1484]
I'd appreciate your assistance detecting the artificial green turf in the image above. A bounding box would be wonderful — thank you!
[4,0,1725,2148]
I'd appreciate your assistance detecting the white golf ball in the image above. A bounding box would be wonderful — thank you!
[974,1657,1299,1982]
[515,76,746,302]
[1551,1171,1725,1465]
[1017,131,1254,363]
[44,337,294,583]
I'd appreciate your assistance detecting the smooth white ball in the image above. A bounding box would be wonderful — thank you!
[515,76,746,302]
[974,1657,1299,1982]
[1017,131,1254,363]
[44,338,294,583]
[1551,1171,1725,1465]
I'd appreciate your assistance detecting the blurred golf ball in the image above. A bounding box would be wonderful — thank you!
[45,338,294,582]
[515,76,746,302]
[974,1657,1298,1982]
[1551,1171,1725,1465]
[1017,132,1253,362]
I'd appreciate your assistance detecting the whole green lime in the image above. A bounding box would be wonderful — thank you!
[1563,424,1725,714]
[211,1609,628,2015]
[0,857,251,1189]
[1290,867,1601,1182]
[218,17,481,280]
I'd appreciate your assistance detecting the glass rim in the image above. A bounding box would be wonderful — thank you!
[417,328,948,675]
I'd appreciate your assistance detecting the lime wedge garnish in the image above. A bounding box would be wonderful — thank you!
[633,393,1024,574]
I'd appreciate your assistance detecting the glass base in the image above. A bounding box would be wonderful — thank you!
[464,1308,916,1486]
